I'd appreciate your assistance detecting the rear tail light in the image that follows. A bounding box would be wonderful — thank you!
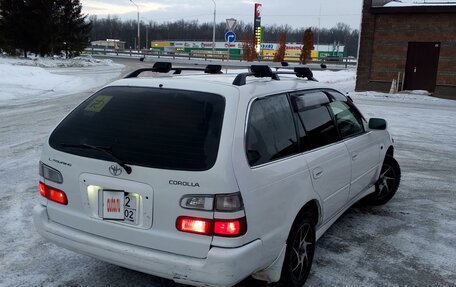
[176,216,212,236]
[39,181,68,205]
[39,162,63,183]
[214,218,247,237]
[39,182,47,197]
[180,193,243,212]
[215,193,243,212]
[177,193,246,237]
[176,216,247,237]
[180,195,213,211]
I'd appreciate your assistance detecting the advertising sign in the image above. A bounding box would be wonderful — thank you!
[254,3,262,53]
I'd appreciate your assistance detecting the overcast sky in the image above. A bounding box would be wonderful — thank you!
[80,0,364,29]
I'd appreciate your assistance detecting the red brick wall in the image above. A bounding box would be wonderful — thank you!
[356,0,456,97]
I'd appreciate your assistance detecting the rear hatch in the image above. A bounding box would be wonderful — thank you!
[41,84,239,258]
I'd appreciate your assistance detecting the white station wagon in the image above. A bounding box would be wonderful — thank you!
[34,63,401,287]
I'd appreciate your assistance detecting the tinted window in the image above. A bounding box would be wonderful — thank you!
[49,87,225,171]
[294,91,330,110]
[246,94,298,166]
[329,101,364,138]
[292,91,339,151]
[326,89,348,101]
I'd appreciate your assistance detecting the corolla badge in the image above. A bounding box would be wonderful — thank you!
[109,164,122,176]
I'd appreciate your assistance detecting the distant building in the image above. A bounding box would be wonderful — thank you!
[90,39,126,51]
[356,0,456,98]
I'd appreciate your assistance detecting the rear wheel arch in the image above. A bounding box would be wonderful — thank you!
[279,200,319,286]
[288,200,320,242]
[386,146,394,158]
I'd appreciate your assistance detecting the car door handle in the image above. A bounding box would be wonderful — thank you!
[352,153,359,161]
[312,168,324,179]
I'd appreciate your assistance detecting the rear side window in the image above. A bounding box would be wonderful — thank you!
[246,94,298,166]
[49,86,225,171]
[292,91,339,151]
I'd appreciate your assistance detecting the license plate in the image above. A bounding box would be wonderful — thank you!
[123,193,138,225]
[102,190,138,225]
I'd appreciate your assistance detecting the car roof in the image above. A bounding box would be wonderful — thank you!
[108,71,333,101]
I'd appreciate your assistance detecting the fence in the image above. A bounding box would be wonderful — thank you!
[84,48,357,67]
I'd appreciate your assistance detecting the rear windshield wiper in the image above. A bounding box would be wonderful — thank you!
[60,143,132,174]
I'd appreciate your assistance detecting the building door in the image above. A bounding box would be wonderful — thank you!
[404,42,440,92]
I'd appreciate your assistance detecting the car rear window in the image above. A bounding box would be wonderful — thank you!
[49,86,225,171]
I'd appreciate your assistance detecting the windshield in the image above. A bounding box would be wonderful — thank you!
[49,86,225,171]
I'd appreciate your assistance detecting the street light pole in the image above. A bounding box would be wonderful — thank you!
[211,0,216,53]
[141,17,150,50]
[130,0,140,53]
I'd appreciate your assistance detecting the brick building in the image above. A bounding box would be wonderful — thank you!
[356,0,456,98]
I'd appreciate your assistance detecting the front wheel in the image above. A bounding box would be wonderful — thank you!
[363,156,401,206]
[280,216,316,287]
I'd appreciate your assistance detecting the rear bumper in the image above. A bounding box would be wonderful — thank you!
[33,205,263,287]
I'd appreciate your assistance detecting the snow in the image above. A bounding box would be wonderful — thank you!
[0,55,115,68]
[1,60,455,286]
[0,56,123,105]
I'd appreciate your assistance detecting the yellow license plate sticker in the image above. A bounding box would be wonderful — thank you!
[84,95,113,112]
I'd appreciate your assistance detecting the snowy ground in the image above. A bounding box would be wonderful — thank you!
[0,58,455,287]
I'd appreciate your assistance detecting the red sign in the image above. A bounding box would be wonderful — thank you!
[255,3,262,18]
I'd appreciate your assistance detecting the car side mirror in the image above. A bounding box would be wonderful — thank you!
[369,118,387,130]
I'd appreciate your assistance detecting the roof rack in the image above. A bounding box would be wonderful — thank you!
[232,65,317,86]
[124,62,223,78]
[124,62,317,86]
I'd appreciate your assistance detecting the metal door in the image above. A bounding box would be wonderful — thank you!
[404,42,440,92]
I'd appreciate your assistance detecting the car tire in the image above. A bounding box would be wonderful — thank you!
[280,215,316,287]
[363,156,401,206]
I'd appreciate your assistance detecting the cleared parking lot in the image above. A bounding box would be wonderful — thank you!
[0,59,455,287]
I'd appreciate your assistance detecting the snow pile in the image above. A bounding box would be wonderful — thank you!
[0,55,114,68]
[0,63,77,102]
[0,59,123,105]
[314,69,356,84]
[316,69,357,93]
[351,90,456,104]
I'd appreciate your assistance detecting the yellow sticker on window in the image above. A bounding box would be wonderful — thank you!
[84,95,113,112]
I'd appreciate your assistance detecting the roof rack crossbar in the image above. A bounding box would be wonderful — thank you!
[124,68,157,78]
[173,65,222,75]
[233,65,280,86]
[232,66,317,86]
[293,67,317,81]
[124,62,222,78]
[274,68,318,82]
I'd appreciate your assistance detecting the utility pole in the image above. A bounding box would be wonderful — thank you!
[130,0,140,53]
[317,0,322,56]
[211,0,216,53]
[146,23,149,50]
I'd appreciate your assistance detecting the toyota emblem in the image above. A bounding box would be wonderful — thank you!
[109,164,122,176]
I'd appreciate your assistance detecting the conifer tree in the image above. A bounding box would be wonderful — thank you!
[241,32,257,62]
[27,0,60,56]
[273,32,287,62]
[300,28,314,64]
[58,0,91,58]
[0,0,90,57]
[0,0,34,57]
